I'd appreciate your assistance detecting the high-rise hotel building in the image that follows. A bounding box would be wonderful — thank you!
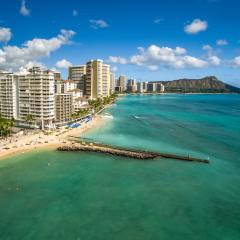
[0,67,55,129]
[17,67,55,129]
[117,75,126,92]
[68,65,86,91]
[0,72,18,119]
[110,72,116,94]
[85,59,111,99]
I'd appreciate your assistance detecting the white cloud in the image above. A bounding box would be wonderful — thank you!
[231,56,240,67]
[0,27,12,43]
[20,0,30,16]
[111,66,118,72]
[89,19,109,29]
[108,56,127,64]
[208,56,221,65]
[153,18,164,24]
[73,10,78,16]
[202,44,221,65]
[184,19,208,34]
[109,44,223,71]
[0,29,76,71]
[56,59,72,69]
[202,44,212,52]
[129,45,208,70]
[216,39,228,46]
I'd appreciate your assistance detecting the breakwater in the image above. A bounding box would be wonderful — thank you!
[57,143,209,163]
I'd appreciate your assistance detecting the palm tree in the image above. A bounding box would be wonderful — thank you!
[25,114,34,128]
[0,117,12,138]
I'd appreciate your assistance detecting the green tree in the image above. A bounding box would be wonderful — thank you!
[25,114,34,127]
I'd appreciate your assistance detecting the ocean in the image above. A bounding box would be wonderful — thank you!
[0,94,240,240]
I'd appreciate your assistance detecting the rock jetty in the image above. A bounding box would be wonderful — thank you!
[57,143,210,163]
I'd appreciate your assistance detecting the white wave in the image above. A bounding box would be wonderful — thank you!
[101,114,114,119]
[134,115,146,119]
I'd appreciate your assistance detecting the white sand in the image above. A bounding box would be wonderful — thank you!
[0,115,105,160]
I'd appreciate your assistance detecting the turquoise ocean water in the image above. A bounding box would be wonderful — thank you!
[0,94,240,240]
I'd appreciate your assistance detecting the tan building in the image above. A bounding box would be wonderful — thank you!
[0,72,18,119]
[55,93,73,124]
[118,75,126,92]
[68,65,86,91]
[17,67,55,129]
[110,72,116,94]
[102,64,111,97]
[85,59,111,99]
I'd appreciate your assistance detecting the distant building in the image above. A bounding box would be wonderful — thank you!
[127,79,137,92]
[137,82,148,93]
[110,72,116,94]
[68,65,86,91]
[55,93,73,124]
[147,82,157,92]
[118,75,126,92]
[156,83,165,93]
[115,86,122,92]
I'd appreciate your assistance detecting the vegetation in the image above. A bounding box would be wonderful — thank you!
[25,114,35,127]
[71,108,90,120]
[88,93,118,113]
[0,116,15,138]
[71,93,118,120]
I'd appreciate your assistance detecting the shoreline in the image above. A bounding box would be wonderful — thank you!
[0,114,106,161]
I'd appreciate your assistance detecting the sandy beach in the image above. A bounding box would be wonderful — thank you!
[0,115,105,161]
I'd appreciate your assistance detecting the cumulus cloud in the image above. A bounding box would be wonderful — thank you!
[73,10,78,16]
[231,56,240,67]
[202,44,221,66]
[208,56,221,65]
[108,44,224,71]
[129,45,208,70]
[20,0,30,16]
[108,56,127,64]
[0,29,76,71]
[184,19,208,34]
[0,27,12,43]
[216,39,228,46]
[89,19,109,29]
[56,59,72,69]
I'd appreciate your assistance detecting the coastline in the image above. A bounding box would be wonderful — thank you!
[0,115,106,161]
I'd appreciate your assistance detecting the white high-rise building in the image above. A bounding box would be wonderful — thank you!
[17,67,55,129]
[137,82,148,93]
[85,59,111,99]
[0,72,18,119]
[102,64,111,97]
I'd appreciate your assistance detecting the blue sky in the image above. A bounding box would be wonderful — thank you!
[0,0,240,86]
